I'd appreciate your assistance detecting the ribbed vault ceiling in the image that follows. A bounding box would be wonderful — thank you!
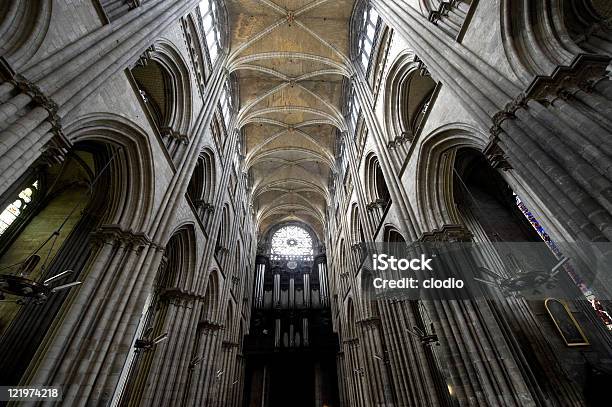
[228,0,354,238]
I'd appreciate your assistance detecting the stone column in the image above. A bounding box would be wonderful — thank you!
[371,0,612,325]
[336,351,348,407]
[191,321,223,406]
[357,317,396,406]
[341,130,378,238]
[0,0,201,196]
[352,77,421,240]
[371,0,612,244]
[19,225,162,406]
[376,299,442,406]
[416,225,545,406]
[209,340,239,407]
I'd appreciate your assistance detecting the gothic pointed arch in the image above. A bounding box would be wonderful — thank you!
[382,225,406,243]
[384,52,437,145]
[413,125,487,232]
[224,300,234,340]
[345,297,357,339]
[500,0,612,85]
[119,224,197,405]
[187,148,216,228]
[202,269,220,323]
[0,132,152,385]
[215,204,231,269]
[130,40,193,160]
[65,114,156,231]
[363,153,391,226]
[0,0,51,70]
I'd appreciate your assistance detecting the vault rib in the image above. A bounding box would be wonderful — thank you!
[255,0,287,15]
[229,18,288,61]
[247,129,333,164]
[296,82,343,119]
[229,52,350,74]
[293,19,352,67]
[243,106,344,129]
[294,0,334,17]
[238,82,291,120]
[248,147,334,169]
[230,65,290,80]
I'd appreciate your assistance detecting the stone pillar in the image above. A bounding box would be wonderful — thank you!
[336,351,348,407]
[352,78,420,240]
[376,299,443,406]
[343,338,370,407]
[371,0,612,327]
[341,129,378,237]
[192,321,223,406]
[0,0,202,196]
[213,341,239,407]
[416,225,547,406]
[357,317,395,407]
[19,225,161,406]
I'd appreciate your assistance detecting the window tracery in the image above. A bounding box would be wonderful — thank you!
[199,0,222,63]
[219,80,233,128]
[271,226,313,259]
[357,6,380,72]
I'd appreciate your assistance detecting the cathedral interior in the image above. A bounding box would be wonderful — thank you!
[1,0,612,406]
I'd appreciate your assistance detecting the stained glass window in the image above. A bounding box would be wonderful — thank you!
[271,226,313,258]
[515,194,612,330]
[0,180,38,236]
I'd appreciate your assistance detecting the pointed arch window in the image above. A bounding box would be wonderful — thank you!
[219,80,234,129]
[199,0,222,63]
[357,6,380,72]
[347,89,360,132]
[0,180,39,236]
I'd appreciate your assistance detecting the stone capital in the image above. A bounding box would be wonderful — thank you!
[419,224,472,242]
[91,224,153,249]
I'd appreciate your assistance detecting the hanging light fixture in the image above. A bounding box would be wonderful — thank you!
[0,148,121,304]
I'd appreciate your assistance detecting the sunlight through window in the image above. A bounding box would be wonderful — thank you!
[271,225,313,258]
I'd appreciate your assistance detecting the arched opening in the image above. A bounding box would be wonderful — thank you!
[132,61,173,133]
[452,147,612,402]
[202,270,219,323]
[369,26,392,92]
[120,226,195,405]
[397,70,437,140]
[365,154,391,226]
[215,205,231,270]
[225,301,234,340]
[130,47,192,162]
[561,0,612,55]
[350,204,366,268]
[0,142,117,385]
[346,298,356,339]
[383,225,405,244]
[187,149,216,230]
[453,149,538,242]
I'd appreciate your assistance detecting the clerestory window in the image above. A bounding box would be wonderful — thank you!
[199,0,222,63]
